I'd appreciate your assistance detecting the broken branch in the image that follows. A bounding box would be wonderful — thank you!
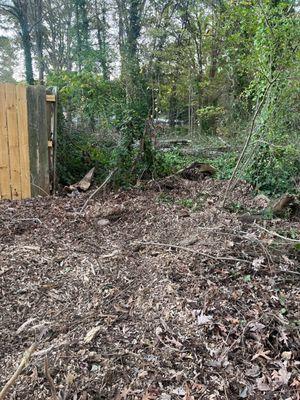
[255,224,300,244]
[133,241,251,264]
[0,343,36,400]
[44,356,58,400]
[80,168,117,214]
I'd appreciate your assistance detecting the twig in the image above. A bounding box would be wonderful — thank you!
[255,224,300,244]
[0,343,36,400]
[31,183,50,196]
[11,218,42,225]
[44,356,58,400]
[278,269,300,277]
[222,78,275,207]
[80,168,117,214]
[134,241,251,264]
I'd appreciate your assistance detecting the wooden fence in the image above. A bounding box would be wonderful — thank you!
[0,83,57,200]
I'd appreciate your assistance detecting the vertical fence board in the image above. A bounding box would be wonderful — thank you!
[0,85,11,199]
[52,91,58,191]
[5,83,22,200]
[27,86,38,196]
[37,86,49,195]
[16,85,31,199]
[27,86,49,196]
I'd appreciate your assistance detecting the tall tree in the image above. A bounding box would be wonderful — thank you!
[43,0,74,71]
[0,0,34,84]
[74,0,90,71]
[116,0,147,110]
[31,0,45,84]
[94,0,110,80]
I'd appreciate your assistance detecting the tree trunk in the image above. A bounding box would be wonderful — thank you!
[169,83,177,128]
[19,9,34,85]
[95,0,110,80]
[33,0,45,84]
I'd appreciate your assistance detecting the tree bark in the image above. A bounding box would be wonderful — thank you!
[95,0,110,80]
[32,0,45,84]
[7,1,35,85]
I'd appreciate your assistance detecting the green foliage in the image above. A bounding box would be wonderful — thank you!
[56,127,112,185]
[45,0,299,195]
[48,71,126,132]
[211,153,238,180]
[0,36,16,83]
[154,151,191,177]
[246,142,299,195]
[196,106,225,133]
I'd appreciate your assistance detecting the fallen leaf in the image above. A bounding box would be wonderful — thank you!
[197,312,213,325]
[142,388,160,399]
[252,256,264,269]
[159,395,171,400]
[271,364,291,387]
[245,365,260,378]
[65,371,77,385]
[84,326,101,343]
[281,351,292,361]
[16,318,36,334]
[256,377,271,391]
[248,322,265,332]
[252,349,271,361]
[239,387,248,398]
[172,387,186,396]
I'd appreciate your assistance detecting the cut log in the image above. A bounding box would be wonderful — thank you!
[65,167,95,193]
[178,162,217,181]
[272,194,297,216]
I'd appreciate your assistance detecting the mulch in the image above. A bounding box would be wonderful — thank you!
[0,176,299,399]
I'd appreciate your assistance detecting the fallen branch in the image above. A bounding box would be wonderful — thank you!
[133,241,251,264]
[255,224,300,244]
[0,343,36,400]
[44,356,58,400]
[278,269,300,276]
[80,168,117,214]
[31,183,50,196]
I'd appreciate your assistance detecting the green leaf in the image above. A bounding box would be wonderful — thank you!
[243,275,252,282]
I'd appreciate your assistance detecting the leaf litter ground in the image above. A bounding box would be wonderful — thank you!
[0,177,299,399]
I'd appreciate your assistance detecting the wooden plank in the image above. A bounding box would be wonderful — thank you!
[5,83,22,200]
[37,86,49,195]
[52,88,58,191]
[28,86,49,196]
[27,86,38,196]
[46,94,56,102]
[16,85,31,199]
[0,84,11,199]
[46,100,53,191]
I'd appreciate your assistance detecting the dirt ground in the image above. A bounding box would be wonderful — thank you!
[0,176,299,399]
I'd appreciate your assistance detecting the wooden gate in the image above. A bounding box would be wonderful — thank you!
[0,83,57,200]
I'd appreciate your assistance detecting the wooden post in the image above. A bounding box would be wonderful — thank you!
[16,85,31,199]
[5,83,22,200]
[27,85,38,196]
[36,86,49,195]
[0,85,11,199]
[27,85,50,196]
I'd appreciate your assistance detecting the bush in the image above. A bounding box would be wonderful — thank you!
[155,151,192,176]
[246,142,300,195]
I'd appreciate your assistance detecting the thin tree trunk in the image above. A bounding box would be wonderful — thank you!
[19,12,34,85]
[33,0,45,84]
[95,0,109,80]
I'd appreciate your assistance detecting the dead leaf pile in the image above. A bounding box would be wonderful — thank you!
[0,177,299,399]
